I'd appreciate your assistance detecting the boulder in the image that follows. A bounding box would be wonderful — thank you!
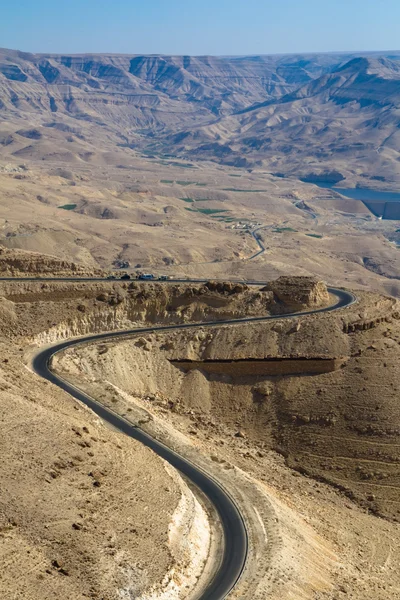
[263,276,330,312]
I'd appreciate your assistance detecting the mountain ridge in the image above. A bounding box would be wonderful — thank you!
[2,48,400,182]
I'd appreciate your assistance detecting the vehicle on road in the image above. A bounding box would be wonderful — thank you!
[138,273,155,280]
[120,273,131,280]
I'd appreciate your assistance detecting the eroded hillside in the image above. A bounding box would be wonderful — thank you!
[1,157,400,301]
[2,48,400,183]
[0,49,370,129]
[54,288,400,520]
[52,282,400,599]
[0,278,237,599]
[0,249,399,598]
[167,57,400,183]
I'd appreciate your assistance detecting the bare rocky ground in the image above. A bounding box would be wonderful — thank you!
[1,149,400,300]
[2,48,400,598]
[1,49,400,183]
[0,248,400,600]
[0,264,345,599]
[0,254,396,598]
[0,263,319,596]
[0,347,183,600]
[0,273,240,599]
[52,287,400,600]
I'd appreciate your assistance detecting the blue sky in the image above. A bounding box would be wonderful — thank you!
[1,0,399,55]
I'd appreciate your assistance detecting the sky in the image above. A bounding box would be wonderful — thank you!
[1,0,399,56]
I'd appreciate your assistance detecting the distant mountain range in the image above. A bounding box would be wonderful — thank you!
[1,48,400,183]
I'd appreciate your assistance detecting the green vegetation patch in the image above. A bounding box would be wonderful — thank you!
[58,204,77,210]
[197,208,229,215]
[167,161,196,169]
[180,197,215,203]
[157,161,196,168]
[223,188,267,193]
[162,180,205,186]
[306,233,323,239]
[273,227,297,233]
[185,207,229,216]
[179,198,218,205]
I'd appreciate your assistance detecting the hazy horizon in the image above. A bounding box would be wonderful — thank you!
[2,47,400,58]
[2,0,400,56]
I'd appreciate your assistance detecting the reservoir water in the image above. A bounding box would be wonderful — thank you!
[316,184,400,219]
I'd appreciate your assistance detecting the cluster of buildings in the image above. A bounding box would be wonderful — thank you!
[226,221,261,230]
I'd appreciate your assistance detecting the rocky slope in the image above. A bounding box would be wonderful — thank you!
[53,286,400,521]
[0,274,229,600]
[0,49,364,128]
[0,266,334,599]
[262,275,330,313]
[0,246,101,276]
[0,275,331,343]
[167,56,400,180]
[10,267,396,524]
[0,320,182,600]
[2,48,400,183]
[54,286,400,599]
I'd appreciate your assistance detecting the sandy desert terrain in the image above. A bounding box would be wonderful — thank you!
[0,268,398,599]
[1,48,400,296]
[1,154,400,299]
[1,46,400,600]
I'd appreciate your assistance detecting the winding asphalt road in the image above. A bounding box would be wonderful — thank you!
[25,279,356,600]
[249,226,267,259]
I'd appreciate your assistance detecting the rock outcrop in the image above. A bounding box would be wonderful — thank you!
[0,247,100,277]
[262,276,330,312]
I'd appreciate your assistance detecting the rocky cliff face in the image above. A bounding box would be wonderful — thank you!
[0,278,313,344]
[2,48,400,181]
[161,56,400,181]
[262,276,330,312]
[0,247,100,277]
[0,49,350,126]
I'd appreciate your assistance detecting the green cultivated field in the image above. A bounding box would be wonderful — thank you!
[223,188,267,192]
[58,204,77,210]
[186,207,229,215]
[180,197,219,203]
[273,227,297,233]
[161,180,207,186]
